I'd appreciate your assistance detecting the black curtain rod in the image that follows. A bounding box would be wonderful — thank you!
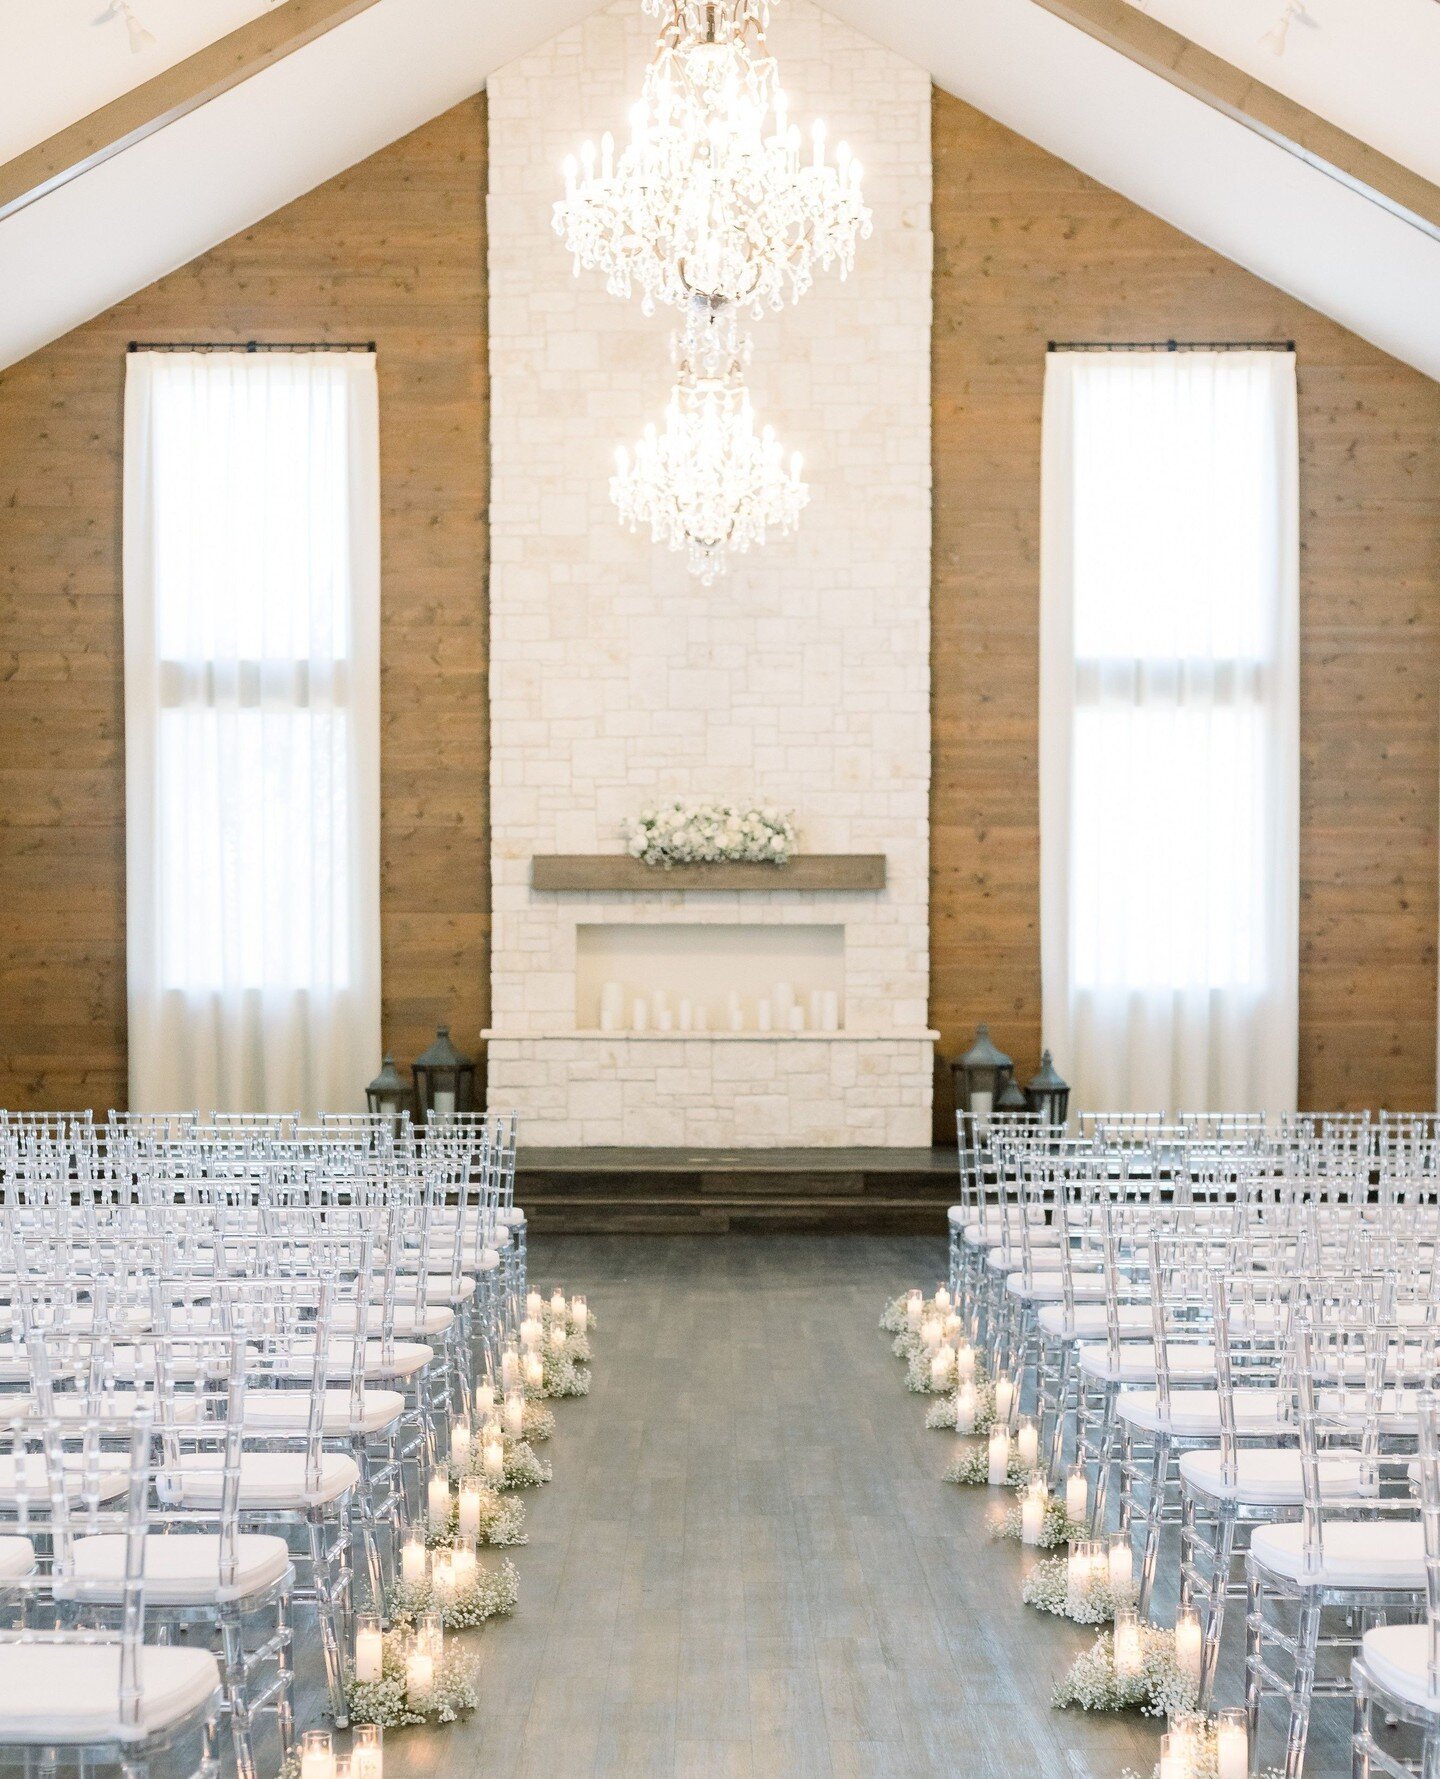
[1048,339,1295,353]
[127,340,376,353]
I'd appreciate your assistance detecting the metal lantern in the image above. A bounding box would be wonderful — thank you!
[994,1075,1029,1116]
[365,1053,413,1132]
[1025,1050,1071,1128]
[953,1024,1015,1126]
[411,1025,476,1124]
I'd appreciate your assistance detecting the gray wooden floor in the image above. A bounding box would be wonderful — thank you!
[383,1234,1352,1778]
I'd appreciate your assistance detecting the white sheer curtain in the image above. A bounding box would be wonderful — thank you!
[123,351,381,1115]
[1040,349,1299,1115]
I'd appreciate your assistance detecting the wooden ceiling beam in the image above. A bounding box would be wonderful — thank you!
[0,0,386,224]
[1028,0,1440,242]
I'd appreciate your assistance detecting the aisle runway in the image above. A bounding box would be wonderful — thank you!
[384,1233,1203,1778]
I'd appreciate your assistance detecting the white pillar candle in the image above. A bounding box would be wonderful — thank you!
[524,1351,544,1389]
[1108,1533,1133,1594]
[757,998,773,1032]
[355,1619,383,1685]
[993,1376,1015,1427]
[1113,1609,1143,1678]
[954,1381,977,1433]
[500,1348,520,1390]
[727,991,744,1033]
[821,990,839,1031]
[549,1288,565,1318]
[483,1435,505,1481]
[426,1473,450,1533]
[300,1732,336,1779]
[457,1481,482,1538]
[987,1426,1011,1485]
[526,1291,543,1320]
[955,1341,975,1383]
[1158,1737,1183,1779]
[920,1319,943,1352]
[1215,1712,1248,1779]
[1064,1465,1088,1524]
[694,1006,708,1032]
[474,1382,495,1421]
[773,981,795,1023]
[571,1295,589,1335]
[600,981,624,1032]
[1020,1482,1047,1546]
[549,1323,566,1353]
[1016,1416,1039,1470]
[934,1286,952,1314]
[679,998,693,1031]
[631,999,649,1032]
[432,1090,456,1118]
[1065,1544,1089,1602]
[451,1417,471,1470]
[809,989,823,1028]
[905,1290,924,1331]
[401,1532,428,1591]
[1175,1606,1202,1688]
[929,1347,955,1389]
[352,1726,383,1779]
[520,1317,542,1350]
[405,1650,434,1704]
[657,1009,674,1032]
[942,1313,962,1343]
[430,1552,455,1606]
[503,1391,525,1438]
[453,1540,477,1590]
[788,1006,805,1032]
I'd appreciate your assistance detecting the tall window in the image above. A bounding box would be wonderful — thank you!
[1040,349,1299,1114]
[123,351,381,1113]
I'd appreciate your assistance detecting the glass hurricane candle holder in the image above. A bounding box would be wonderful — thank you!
[354,1613,383,1685]
[300,1731,336,1779]
[1113,1608,1143,1678]
[353,1726,383,1779]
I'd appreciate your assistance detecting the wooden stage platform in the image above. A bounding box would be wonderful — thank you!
[516,1145,960,1234]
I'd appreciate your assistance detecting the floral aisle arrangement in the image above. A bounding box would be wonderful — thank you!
[1119,1713,1279,1779]
[422,1477,528,1549]
[389,1551,521,1632]
[997,1478,1088,1550]
[343,1624,480,1728]
[1053,1620,1199,1718]
[621,800,797,867]
[1022,1553,1137,1626]
[944,1439,1025,1488]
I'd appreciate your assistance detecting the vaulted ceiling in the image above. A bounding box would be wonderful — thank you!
[1,0,1438,377]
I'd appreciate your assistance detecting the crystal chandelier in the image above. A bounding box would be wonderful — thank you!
[611,319,808,584]
[555,0,871,318]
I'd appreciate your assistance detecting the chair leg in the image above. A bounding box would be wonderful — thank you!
[1245,1567,1264,1761]
[1284,1597,1322,1779]
[220,1605,257,1779]
[275,1590,295,1760]
[1136,1433,1169,1618]
[1201,1501,1236,1709]
[306,1513,349,1728]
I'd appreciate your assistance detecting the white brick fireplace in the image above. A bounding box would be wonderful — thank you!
[485,0,934,1146]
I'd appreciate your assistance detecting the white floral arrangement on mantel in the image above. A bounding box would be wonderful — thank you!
[621,801,798,868]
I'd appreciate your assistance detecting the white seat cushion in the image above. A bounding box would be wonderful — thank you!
[1251,1519,1426,1589]
[1360,1624,1438,1711]
[66,1533,292,1605]
[497,1207,524,1227]
[1037,1303,1151,1340]
[383,1278,476,1306]
[0,1454,130,1507]
[1078,1343,1217,1385]
[1116,1387,1285,1437]
[158,1450,359,1510]
[0,1644,219,1743]
[947,1204,963,1229]
[0,1537,34,1580]
[1180,1446,1370,1505]
[244,1388,405,1436]
[331,1303,454,1340]
[279,1339,435,1382]
[1004,1271,1105,1303]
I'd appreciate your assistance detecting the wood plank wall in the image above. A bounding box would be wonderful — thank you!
[930,89,1440,1133]
[0,97,489,1111]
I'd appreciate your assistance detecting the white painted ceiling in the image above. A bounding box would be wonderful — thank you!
[0,0,288,163]
[0,0,1438,379]
[1122,0,1440,185]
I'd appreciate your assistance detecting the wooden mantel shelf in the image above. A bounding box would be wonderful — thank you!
[530,854,887,892]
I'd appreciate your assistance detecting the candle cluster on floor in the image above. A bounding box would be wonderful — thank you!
[881,1282,1230,1771]
[326,1284,597,1736]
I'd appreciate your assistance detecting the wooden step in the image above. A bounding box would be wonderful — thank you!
[516,1146,959,1233]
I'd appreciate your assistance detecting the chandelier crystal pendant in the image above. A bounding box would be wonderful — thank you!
[555,0,871,318]
[610,318,808,584]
